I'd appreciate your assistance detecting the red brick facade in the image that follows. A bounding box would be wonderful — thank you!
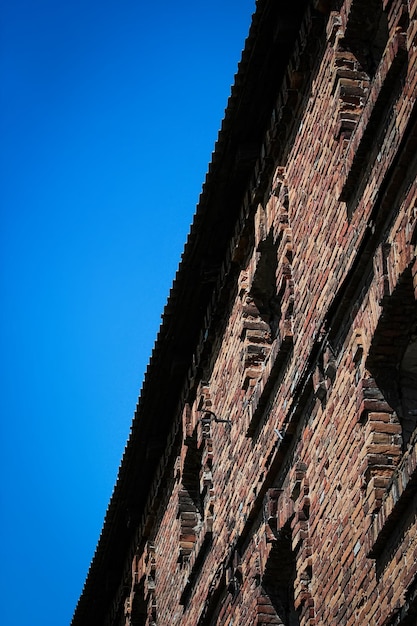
[73,1,417,624]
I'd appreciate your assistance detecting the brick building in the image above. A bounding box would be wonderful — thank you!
[72,1,417,624]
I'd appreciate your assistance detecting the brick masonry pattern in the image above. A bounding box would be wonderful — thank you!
[75,2,417,625]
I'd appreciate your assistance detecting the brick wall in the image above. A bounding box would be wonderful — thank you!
[75,2,417,625]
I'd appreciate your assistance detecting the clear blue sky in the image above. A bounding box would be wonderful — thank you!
[0,1,254,623]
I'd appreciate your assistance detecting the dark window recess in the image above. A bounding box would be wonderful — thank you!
[338,34,407,208]
[250,231,281,338]
[361,268,417,564]
[128,545,157,626]
[342,0,388,77]
[129,575,147,626]
[243,222,294,436]
[260,523,300,626]
[367,266,417,449]
[332,0,392,149]
[179,429,204,563]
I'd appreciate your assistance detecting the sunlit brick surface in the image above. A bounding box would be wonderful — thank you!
[73,2,417,624]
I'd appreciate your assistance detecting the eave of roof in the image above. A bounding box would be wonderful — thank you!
[72,1,308,623]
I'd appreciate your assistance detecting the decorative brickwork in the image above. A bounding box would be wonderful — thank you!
[73,2,417,625]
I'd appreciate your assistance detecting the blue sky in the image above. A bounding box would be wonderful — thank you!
[0,1,254,623]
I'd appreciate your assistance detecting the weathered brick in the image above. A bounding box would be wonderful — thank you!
[73,2,417,625]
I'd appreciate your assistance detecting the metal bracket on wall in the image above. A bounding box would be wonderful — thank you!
[200,410,232,430]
